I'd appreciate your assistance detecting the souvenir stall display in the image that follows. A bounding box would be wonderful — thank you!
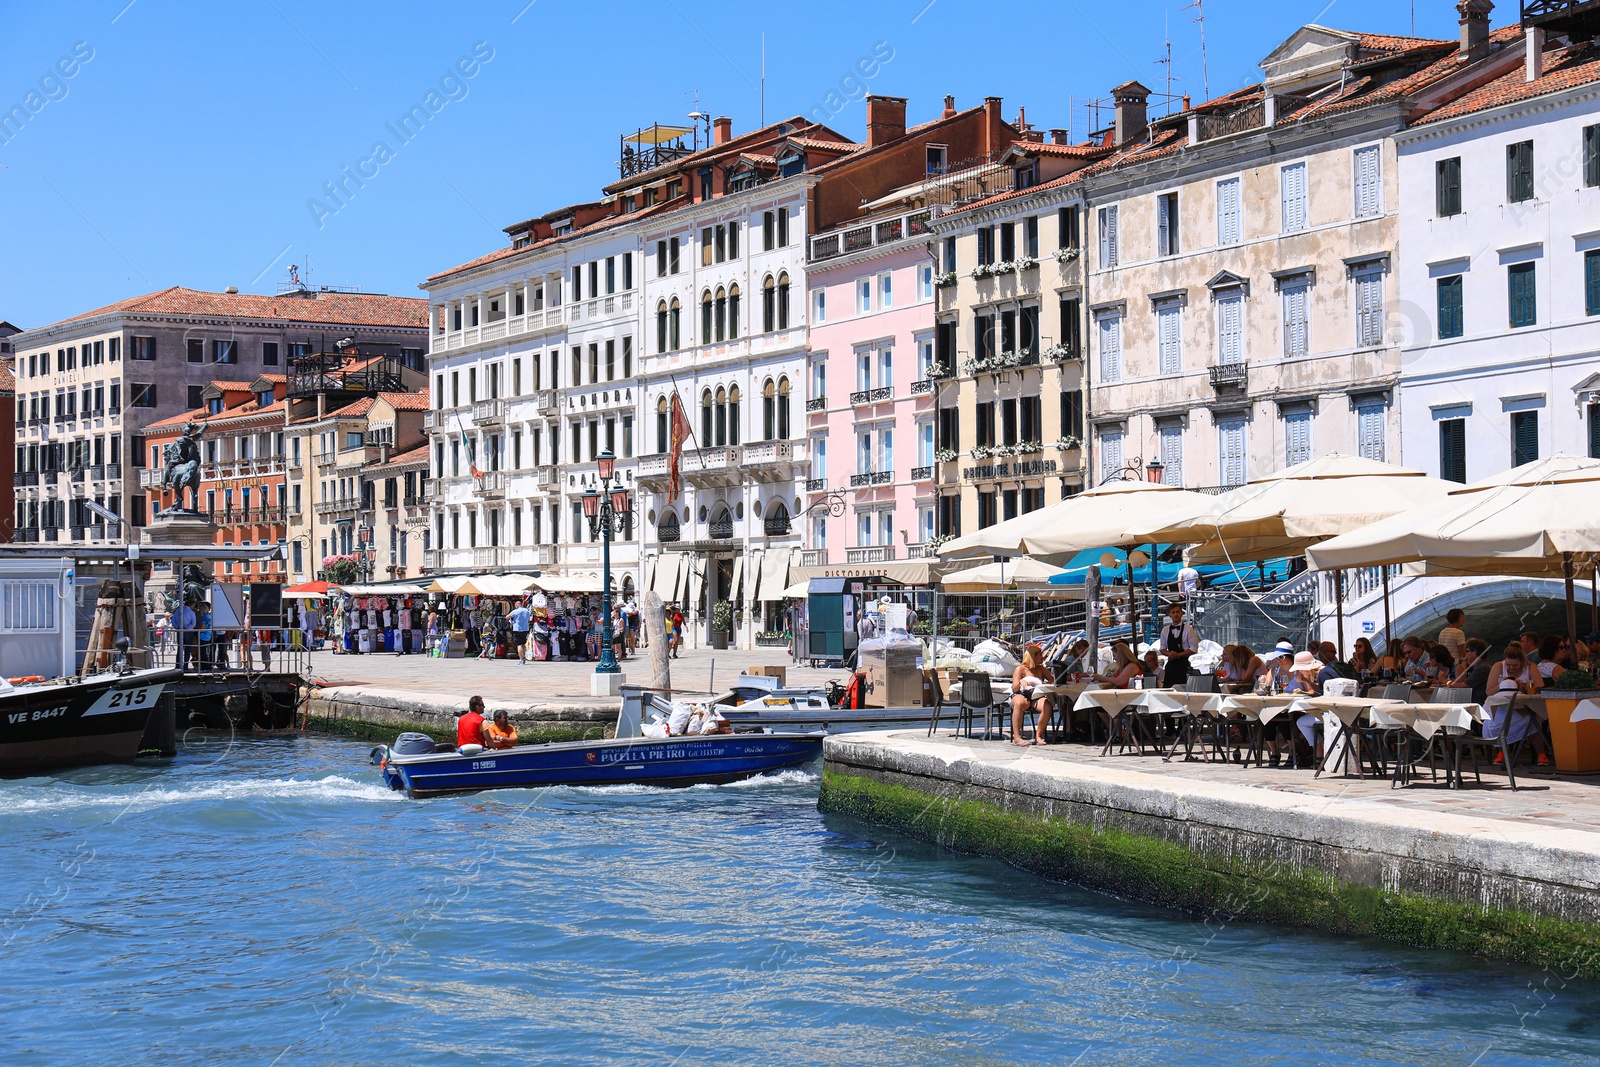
[331,591,428,655]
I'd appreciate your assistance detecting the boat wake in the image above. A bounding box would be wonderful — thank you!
[528,767,822,798]
[0,775,402,815]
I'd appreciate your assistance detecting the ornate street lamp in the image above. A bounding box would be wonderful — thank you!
[584,449,633,678]
[1145,458,1165,484]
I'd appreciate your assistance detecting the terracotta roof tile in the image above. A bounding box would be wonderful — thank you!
[207,380,258,393]
[53,287,427,330]
[377,390,431,411]
[0,361,14,394]
[1415,38,1600,125]
[325,397,376,419]
[369,443,431,471]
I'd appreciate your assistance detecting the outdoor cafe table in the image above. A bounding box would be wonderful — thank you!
[1075,688,1221,756]
[1212,693,1303,767]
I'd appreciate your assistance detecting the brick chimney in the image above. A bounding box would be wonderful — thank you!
[1458,0,1493,59]
[865,95,908,147]
[1049,128,1068,144]
[983,96,1004,155]
[942,94,957,119]
[713,116,732,145]
[1112,80,1151,147]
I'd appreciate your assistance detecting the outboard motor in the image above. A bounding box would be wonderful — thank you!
[391,732,438,756]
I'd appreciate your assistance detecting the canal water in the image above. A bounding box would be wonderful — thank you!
[5,737,1600,1066]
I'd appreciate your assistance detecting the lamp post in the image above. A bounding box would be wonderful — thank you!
[583,448,632,682]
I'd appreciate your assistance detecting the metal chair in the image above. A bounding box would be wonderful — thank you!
[955,672,1002,741]
[926,672,960,737]
[1455,692,1528,791]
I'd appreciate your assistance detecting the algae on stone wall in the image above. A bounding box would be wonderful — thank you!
[819,768,1600,979]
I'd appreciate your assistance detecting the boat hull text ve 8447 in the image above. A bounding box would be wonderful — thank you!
[371,731,823,799]
[0,668,181,773]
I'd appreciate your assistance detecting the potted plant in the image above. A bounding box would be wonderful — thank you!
[711,600,733,650]
[1544,668,1600,772]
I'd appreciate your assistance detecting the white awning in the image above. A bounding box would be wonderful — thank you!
[686,562,704,608]
[760,547,794,600]
[748,549,765,602]
[731,556,746,602]
[649,556,680,600]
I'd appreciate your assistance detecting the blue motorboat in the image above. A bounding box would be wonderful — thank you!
[370,686,822,798]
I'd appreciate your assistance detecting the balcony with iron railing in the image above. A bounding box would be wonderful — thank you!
[910,379,933,395]
[850,386,894,406]
[805,397,826,412]
[805,478,826,492]
[763,514,792,537]
[810,209,933,262]
[1209,362,1249,391]
[911,465,933,481]
[13,471,38,487]
[707,519,735,540]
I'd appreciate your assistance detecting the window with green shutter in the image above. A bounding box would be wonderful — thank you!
[1436,157,1461,217]
[1586,250,1600,317]
[1590,403,1600,460]
[1585,124,1600,188]
[1512,410,1539,467]
[1508,262,1537,328]
[1439,419,1466,483]
[1507,141,1534,203]
[1437,275,1463,338]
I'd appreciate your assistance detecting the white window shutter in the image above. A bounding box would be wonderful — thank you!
[1100,430,1124,482]
[1100,206,1119,268]
[1217,178,1240,245]
[1358,403,1385,461]
[1355,147,1380,217]
[1283,283,1308,357]
[1157,303,1181,375]
[1218,293,1243,364]
[1159,425,1184,485]
[1282,163,1306,232]
[1099,313,1123,383]
[1157,195,1171,255]
[1218,418,1246,486]
[1285,411,1311,466]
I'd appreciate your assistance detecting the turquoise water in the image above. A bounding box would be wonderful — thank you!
[5,737,1600,1066]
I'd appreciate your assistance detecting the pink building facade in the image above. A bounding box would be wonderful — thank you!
[803,210,940,566]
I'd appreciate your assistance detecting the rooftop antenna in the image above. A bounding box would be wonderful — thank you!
[1156,16,1174,117]
[760,33,766,128]
[686,88,703,149]
[1185,0,1210,102]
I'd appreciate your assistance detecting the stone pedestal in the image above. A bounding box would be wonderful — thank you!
[141,511,219,612]
[589,671,627,698]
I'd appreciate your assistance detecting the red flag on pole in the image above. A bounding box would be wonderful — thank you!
[668,392,692,502]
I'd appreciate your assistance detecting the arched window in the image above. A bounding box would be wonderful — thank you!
[656,301,668,353]
[727,384,741,446]
[762,378,776,440]
[777,271,792,330]
[655,396,669,454]
[762,275,776,333]
[710,503,734,539]
[701,289,714,343]
[777,376,792,439]
[728,283,741,339]
[714,386,728,445]
[765,500,791,537]
[714,286,727,342]
[700,388,714,445]
[658,509,680,542]
[668,298,681,350]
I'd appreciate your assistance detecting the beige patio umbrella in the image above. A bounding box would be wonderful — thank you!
[940,557,1074,593]
[1306,455,1600,647]
[455,573,540,598]
[1137,453,1456,565]
[938,481,1215,565]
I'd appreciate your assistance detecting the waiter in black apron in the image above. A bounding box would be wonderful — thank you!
[1158,603,1198,687]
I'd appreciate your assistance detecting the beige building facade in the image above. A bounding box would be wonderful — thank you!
[1081,28,1473,489]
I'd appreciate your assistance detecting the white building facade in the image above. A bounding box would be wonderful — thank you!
[635,180,812,644]
[1396,34,1600,482]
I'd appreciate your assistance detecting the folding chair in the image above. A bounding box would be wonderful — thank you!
[926,672,961,737]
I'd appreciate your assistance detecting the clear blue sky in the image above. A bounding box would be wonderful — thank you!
[1,0,1464,327]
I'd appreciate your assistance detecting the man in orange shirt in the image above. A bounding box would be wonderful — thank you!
[457,695,487,748]
[485,710,519,749]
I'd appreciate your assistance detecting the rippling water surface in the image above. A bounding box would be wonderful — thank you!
[5,736,1600,1066]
